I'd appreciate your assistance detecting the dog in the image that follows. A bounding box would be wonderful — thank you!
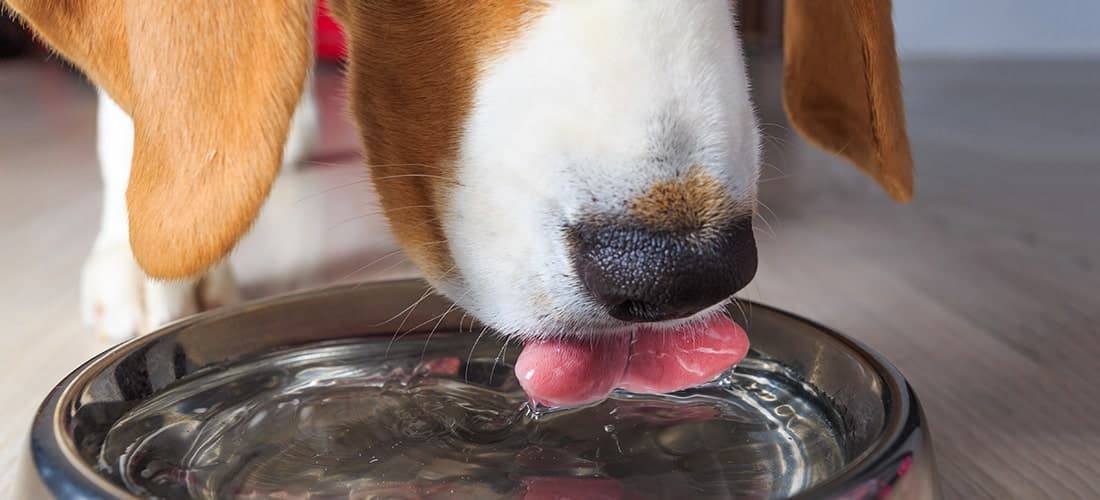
[7,1,912,351]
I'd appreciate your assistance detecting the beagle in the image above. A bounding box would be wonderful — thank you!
[7,1,912,394]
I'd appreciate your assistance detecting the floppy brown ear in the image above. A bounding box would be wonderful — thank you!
[782,0,914,202]
[5,0,312,278]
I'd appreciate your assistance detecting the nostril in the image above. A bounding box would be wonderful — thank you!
[568,215,757,323]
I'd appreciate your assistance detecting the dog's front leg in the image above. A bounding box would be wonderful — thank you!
[79,89,237,340]
[80,81,318,340]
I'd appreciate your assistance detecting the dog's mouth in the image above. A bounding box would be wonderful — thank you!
[514,312,749,408]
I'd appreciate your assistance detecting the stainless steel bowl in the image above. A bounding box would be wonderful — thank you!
[17,280,938,499]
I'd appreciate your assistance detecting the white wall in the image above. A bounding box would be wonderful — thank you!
[893,0,1100,58]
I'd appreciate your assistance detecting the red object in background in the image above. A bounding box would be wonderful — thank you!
[315,0,347,61]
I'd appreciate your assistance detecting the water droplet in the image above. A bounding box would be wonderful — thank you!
[247,410,267,428]
[775,404,796,417]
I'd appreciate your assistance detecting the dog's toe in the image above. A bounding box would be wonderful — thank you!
[81,244,241,342]
[81,243,147,341]
[141,279,201,333]
[197,262,242,310]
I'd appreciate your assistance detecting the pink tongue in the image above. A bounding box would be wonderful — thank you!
[515,315,749,407]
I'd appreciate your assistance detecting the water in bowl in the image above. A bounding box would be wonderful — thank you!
[98,334,846,499]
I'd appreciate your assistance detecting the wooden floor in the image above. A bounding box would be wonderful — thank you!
[2,56,1098,499]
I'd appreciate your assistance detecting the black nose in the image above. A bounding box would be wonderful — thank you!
[567,216,757,322]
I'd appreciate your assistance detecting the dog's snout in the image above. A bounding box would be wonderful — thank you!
[568,215,757,323]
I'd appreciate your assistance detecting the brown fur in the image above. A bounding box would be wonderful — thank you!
[629,166,743,233]
[5,0,312,279]
[327,0,545,281]
[782,0,914,202]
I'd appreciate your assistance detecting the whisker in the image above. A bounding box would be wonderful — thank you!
[458,310,470,334]
[294,162,450,202]
[758,160,788,179]
[296,178,373,202]
[758,122,791,133]
[757,200,780,224]
[385,213,446,235]
[490,337,511,387]
[372,173,458,182]
[308,160,441,170]
[752,222,776,240]
[465,326,491,383]
[371,254,415,279]
[760,134,786,149]
[345,254,410,284]
[387,308,447,356]
[374,282,437,329]
[344,240,450,287]
[362,162,446,170]
[325,204,437,232]
[758,174,791,184]
[730,295,748,324]
[303,149,362,165]
[747,280,766,326]
[421,289,469,361]
[385,264,458,338]
[753,211,777,238]
[337,249,405,283]
[394,307,453,348]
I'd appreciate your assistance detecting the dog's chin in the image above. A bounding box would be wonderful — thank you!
[530,299,735,340]
[435,278,735,343]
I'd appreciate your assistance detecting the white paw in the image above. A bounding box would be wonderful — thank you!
[81,244,241,342]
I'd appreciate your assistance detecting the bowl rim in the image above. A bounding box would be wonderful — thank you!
[26,280,930,499]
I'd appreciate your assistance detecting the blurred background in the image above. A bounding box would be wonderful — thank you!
[2,1,1097,498]
[894,0,1100,58]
